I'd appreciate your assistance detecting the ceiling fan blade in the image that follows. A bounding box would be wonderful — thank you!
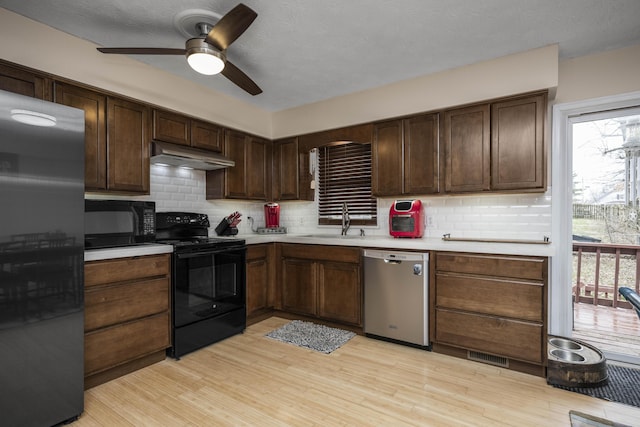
[205,3,257,51]
[97,47,186,55]
[221,60,262,96]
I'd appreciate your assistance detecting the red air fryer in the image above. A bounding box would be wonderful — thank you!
[264,203,280,228]
[389,199,424,238]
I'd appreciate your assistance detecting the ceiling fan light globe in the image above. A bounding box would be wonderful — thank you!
[187,52,225,75]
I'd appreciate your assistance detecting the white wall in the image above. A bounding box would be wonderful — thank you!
[272,45,559,138]
[555,44,640,105]
[90,166,551,240]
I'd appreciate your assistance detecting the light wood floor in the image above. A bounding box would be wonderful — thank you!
[74,317,640,427]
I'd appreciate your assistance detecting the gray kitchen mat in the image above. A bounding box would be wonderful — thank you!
[265,320,355,354]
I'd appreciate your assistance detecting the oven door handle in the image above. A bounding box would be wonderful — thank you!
[175,247,243,259]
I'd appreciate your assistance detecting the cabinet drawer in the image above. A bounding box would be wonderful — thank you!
[435,309,543,363]
[85,277,169,331]
[281,244,360,263]
[85,254,170,287]
[436,252,545,280]
[436,273,543,322]
[84,312,170,375]
[247,244,268,260]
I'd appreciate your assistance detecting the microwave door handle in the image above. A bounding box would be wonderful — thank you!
[131,208,139,234]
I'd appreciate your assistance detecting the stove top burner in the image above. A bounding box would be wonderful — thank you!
[155,212,245,252]
[157,236,245,252]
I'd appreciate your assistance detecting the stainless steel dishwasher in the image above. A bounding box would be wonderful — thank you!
[363,249,429,348]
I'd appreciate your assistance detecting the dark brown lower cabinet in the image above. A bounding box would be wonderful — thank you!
[432,252,548,376]
[317,261,362,325]
[84,254,171,388]
[282,257,317,316]
[280,244,362,326]
[246,244,275,318]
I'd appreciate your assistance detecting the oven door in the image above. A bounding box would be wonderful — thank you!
[173,246,246,328]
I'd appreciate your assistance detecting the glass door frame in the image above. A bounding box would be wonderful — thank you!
[551,90,640,364]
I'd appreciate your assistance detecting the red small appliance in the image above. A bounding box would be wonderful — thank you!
[264,202,280,228]
[389,199,424,238]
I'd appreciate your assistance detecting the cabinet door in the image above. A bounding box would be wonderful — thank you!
[318,261,361,325]
[246,246,270,316]
[224,129,248,198]
[191,120,222,152]
[443,104,490,192]
[273,137,300,200]
[54,82,107,191]
[372,119,403,196]
[247,136,271,200]
[491,93,546,190]
[0,62,51,100]
[281,258,316,316]
[152,109,190,146]
[404,113,439,194]
[107,97,150,193]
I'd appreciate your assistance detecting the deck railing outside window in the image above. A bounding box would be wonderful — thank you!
[573,242,640,309]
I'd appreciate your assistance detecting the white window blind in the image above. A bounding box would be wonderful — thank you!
[317,142,377,226]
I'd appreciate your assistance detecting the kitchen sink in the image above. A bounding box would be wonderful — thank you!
[299,234,363,239]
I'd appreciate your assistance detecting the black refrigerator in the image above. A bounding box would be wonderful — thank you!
[0,89,85,426]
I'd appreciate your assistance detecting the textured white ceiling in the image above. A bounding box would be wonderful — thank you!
[1,0,640,111]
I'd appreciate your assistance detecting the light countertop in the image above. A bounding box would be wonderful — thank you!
[84,243,173,262]
[239,234,556,257]
[84,234,555,261]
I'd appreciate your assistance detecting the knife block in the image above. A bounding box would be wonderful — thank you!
[214,219,238,236]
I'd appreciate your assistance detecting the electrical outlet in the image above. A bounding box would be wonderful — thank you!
[426,216,434,227]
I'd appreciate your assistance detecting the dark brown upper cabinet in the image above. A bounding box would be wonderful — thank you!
[54,82,107,191]
[152,109,222,152]
[106,97,150,194]
[372,113,439,197]
[372,119,403,196]
[247,135,271,200]
[443,104,491,193]
[206,129,271,200]
[491,93,546,191]
[54,82,150,194]
[443,92,547,194]
[273,137,300,201]
[0,61,51,100]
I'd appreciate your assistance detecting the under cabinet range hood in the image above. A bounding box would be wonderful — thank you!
[150,140,235,170]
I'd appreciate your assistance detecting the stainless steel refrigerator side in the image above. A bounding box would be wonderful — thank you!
[0,90,85,426]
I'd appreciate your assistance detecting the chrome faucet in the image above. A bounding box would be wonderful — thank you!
[341,202,351,236]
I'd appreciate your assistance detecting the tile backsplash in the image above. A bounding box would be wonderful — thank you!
[87,165,551,240]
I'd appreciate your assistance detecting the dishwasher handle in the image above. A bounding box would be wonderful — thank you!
[363,249,428,263]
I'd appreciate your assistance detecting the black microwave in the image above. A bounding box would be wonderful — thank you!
[84,200,156,249]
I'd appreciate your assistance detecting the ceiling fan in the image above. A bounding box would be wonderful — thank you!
[96,3,262,96]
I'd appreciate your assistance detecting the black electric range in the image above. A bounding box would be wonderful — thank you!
[156,212,247,358]
[156,212,245,249]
